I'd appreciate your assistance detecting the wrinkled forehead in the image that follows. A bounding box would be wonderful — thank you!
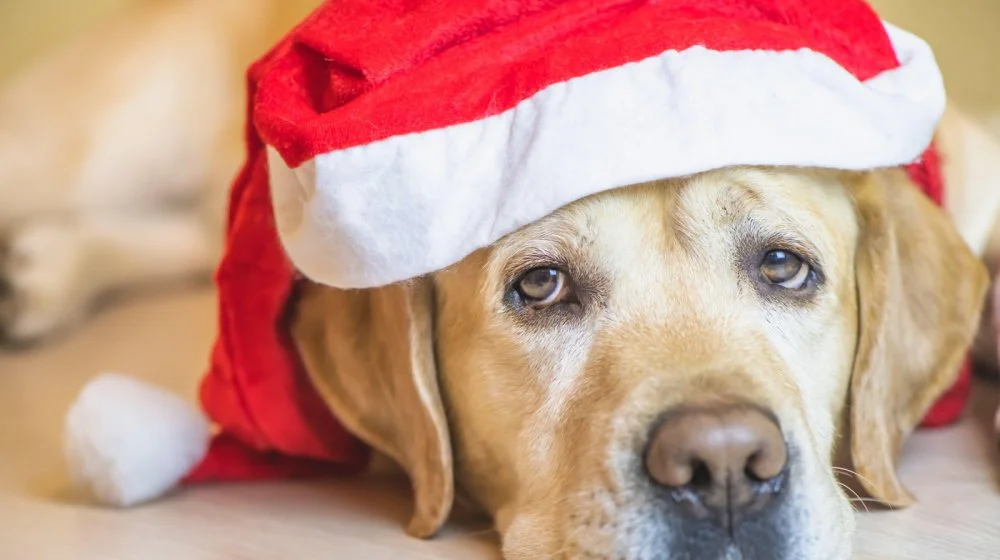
[490,168,859,288]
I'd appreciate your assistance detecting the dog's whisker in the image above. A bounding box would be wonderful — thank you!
[837,481,870,513]
[831,466,880,495]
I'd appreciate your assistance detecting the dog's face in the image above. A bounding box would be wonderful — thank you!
[434,168,860,558]
[292,167,988,559]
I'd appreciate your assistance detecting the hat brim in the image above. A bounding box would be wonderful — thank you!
[271,22,944,289]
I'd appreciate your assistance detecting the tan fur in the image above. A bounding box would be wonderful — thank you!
[847,169,990,506]
[937,104,1000,371]
[0,0,319,341]
[291,279,453,538]
[291,168,987,558]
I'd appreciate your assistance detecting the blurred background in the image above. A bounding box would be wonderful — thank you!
[2,0,999,123]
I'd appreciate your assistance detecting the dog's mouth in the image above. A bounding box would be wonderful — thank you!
[631,467,796,560]
[668,493,793,560]
[659,467,791,531]
[550,485,821,560]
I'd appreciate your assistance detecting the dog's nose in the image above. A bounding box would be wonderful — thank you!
[644,403,788,522]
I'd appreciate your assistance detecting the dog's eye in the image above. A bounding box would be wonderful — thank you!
[759,250,811,289]
[516,267,569,307]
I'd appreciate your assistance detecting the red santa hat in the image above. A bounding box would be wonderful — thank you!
[64,0,965,508]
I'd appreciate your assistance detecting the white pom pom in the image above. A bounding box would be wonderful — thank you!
[65,373,211,506]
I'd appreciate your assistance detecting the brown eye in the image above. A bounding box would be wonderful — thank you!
[760,250,810,289]
[517,267,568,307]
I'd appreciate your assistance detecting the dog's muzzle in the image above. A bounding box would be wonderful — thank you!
[644,401,792,557]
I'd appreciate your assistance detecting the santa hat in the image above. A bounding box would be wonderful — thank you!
[64,0,964,509]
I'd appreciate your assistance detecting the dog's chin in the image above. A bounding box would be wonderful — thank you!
[498,474,854,560]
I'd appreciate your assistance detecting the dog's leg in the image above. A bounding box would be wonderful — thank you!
[0,0,267,223]
[990,111,1000,438]
[940,107,1000,448]
[0,0,310,344]
[0,0,319,223]
[0,1,242,345]
[0,208,222,345]
[938,106,1000,372]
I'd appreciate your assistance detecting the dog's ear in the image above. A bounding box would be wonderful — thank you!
[291,278,452,538]
[847,170,989,506]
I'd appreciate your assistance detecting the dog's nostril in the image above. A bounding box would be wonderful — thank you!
[644,402,788,520]
[745,455,764,482]
[746,447,785,483]
[689,460,712,489]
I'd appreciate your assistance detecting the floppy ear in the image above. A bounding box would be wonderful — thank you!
[848,170,990,506]
[290,278,453,538]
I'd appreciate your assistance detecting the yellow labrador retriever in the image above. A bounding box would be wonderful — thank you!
[2,1,999,558]
[292,166,988,558]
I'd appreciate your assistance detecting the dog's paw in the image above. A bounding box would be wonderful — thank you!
[0,220,91,346]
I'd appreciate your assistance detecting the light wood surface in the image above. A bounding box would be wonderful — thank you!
[0,288,998,559]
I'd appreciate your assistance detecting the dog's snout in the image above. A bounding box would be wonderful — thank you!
[644,403,788,525]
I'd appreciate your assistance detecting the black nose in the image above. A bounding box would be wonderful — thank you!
[644,402,789,529]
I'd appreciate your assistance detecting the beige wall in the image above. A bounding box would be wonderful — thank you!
[0,0,137,80]
[1,0,997,116]
[871,0,1000,119]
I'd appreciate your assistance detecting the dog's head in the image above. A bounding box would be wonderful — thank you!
[291,167,988,559]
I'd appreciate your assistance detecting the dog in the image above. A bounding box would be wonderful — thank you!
[292,165,991,559]
[2,1,1000,558]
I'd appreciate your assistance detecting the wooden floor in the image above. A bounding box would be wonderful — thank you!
[0,288,997,559]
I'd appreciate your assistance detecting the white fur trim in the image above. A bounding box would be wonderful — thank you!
[64,373,210,507]
[270,22,945,289]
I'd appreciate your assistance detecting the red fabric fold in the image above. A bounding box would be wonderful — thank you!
[252,0,901,167]
[187,77,372,484]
